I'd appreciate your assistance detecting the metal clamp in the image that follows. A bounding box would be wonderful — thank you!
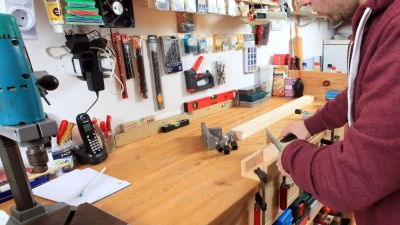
[295,108,316,120]
[201,122,222,150]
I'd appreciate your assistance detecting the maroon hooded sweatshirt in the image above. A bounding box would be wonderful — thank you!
[281,0,400,224]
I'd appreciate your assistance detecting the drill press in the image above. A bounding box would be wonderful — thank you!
[0,14,127,225]
[0,13,73,224]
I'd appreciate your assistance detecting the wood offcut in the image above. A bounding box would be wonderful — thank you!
[230,95,314,140]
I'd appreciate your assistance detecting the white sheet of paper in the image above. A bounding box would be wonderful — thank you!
[32,168,130,207]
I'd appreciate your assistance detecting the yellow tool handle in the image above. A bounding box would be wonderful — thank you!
[60,122,75,145]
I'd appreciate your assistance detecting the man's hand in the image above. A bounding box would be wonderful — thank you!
[280,120,311,140]
[277,152,291,177]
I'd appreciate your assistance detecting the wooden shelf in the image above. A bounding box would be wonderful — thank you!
[236,0,279,7]
[291,11,317,16]
[291,10,327,20]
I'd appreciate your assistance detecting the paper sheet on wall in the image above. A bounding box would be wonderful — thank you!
[32,168,130,207]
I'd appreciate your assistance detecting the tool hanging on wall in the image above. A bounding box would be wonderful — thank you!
[254,167,267,225]
[160,35,183,74]
[121,34,135,79]
[214,58,226,85]
[111,32,128,99]
[184,56,214,93]
[256,23,270,46]
[148,35,165,110]
[183,90,235,113]
[131,35,148,99]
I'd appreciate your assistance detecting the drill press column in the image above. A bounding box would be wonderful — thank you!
[0,136,36,210]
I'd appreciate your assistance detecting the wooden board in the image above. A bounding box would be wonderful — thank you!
[288,70,348,100]
[114,99,235,147]
[230,95,314,140]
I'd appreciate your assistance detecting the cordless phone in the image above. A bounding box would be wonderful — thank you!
[74,113,108,165]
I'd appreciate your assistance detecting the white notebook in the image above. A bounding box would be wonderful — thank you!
[32,168,130,207]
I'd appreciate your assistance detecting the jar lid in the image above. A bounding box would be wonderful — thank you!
[314,62,321,66]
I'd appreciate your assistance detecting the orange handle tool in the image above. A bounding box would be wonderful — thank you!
[191,56,204,71]
[56,120,68,145]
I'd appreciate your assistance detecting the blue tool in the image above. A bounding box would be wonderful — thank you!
[0,14,45,126]
[0,13,126,224]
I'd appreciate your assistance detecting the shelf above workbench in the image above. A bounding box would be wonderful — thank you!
[291,10,327,27]
[291,11,317,16]
[236,0,279,7]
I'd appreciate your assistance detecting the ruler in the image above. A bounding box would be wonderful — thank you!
[184,90,236,113]
[148,35,165,110]
[112,32,128,99]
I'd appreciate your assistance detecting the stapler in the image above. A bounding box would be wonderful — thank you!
[184,56,214,93]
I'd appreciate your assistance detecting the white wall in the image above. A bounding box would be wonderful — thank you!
[21,1,333,141]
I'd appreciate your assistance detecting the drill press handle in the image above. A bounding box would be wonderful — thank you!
[34,71,59,105]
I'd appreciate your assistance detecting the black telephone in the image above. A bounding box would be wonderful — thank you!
[73,113,108,165]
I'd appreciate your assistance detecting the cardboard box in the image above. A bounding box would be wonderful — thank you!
[272,65,288,97]
[272,77,285,97]
[284,77,295,98]
[120,116,155,133]
[273,54,286,65]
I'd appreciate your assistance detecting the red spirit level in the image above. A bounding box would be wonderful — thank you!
[183,90,235,113]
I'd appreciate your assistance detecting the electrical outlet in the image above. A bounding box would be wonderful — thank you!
[1,0,38,39]
[271,20,283,31]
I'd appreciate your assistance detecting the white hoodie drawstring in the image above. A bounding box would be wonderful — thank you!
[348,7,372,126]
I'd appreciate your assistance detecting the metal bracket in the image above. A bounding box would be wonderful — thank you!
[201,122,222,150]
[327,20,344,30]
[296,15,317,28]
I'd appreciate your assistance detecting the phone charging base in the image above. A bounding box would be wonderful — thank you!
[73,146,108,165]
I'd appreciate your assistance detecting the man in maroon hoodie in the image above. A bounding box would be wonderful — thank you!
[277,0,400,224]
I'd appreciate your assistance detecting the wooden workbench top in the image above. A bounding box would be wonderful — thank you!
[0,97,327,224]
